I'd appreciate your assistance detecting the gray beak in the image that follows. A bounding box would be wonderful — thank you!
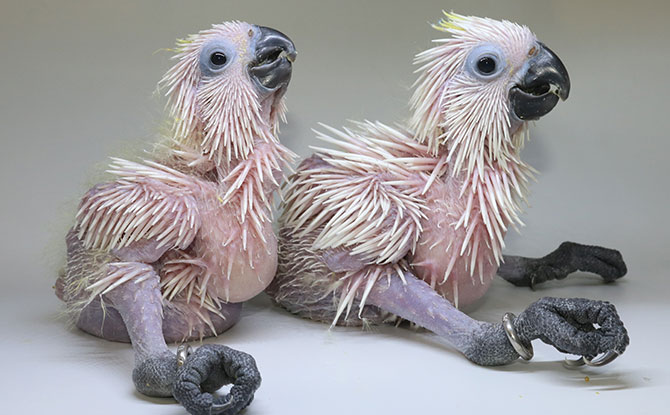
[509,43,570,121]
[249,26,297,91]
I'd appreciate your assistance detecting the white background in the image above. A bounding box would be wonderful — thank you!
[1,1,668,414]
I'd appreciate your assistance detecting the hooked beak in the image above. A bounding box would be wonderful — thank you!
[509,43,570,121]
[249,26,297,91]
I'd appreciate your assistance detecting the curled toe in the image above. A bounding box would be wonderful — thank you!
[173,345,261,415]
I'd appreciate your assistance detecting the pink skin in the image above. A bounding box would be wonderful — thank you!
[65,114,284,345]
[57,22,294,342]
[411,167,499,307]
[57,22,296,406]
[320,164,501,312]
[267,15,627,380]
[272,16,543,320]
[66,150,281,341]
[269,15,629,368]
[167,154,280,304]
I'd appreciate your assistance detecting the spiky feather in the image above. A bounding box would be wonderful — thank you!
[62,20,294,339]
[282,121,443,265]
[277,13,540,319]
[75,158,201,252]
[160,21,287,167]
[407,13,537,274]
[281,121,447,322]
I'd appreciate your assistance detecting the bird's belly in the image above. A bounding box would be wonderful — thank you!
[193,208,277,303]
[411,187,501,308]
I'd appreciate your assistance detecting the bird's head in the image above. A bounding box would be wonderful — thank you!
[160,21,297,165]
[409,13,570,174]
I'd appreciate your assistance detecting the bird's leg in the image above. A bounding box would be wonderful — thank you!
[364,270,629,366]
[102,263,176,397]
[99,263,260,415]
[498,242,627,288]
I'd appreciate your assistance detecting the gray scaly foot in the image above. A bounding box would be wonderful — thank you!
[174,344,262,415]
[133,351,178,397]
[499,242,627,288]
[513,297,629,359]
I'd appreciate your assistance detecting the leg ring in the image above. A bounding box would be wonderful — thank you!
[502,312,534,361]
[176,344,193,367]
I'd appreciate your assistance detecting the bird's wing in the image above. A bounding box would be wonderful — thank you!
[74,158,201,252]
[282,121,444,266]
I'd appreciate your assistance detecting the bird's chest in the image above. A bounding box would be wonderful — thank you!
[191,196,278,303]
[411,178,501,308]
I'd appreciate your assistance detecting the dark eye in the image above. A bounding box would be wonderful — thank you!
[477,56,496,74]
[210,52,227,66]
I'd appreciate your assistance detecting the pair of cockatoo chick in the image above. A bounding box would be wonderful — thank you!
[57,13,629,415]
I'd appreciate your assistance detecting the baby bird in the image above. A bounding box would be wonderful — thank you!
[56,21,296,415]
[269,13,628,368]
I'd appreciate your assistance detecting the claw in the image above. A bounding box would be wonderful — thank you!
[211,395,235,414]
[563,350,620,368]
[563,356,586,367]
[584,350,620,366]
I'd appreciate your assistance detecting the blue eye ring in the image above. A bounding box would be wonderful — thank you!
[465,44,506,80]
[199,40,236,77]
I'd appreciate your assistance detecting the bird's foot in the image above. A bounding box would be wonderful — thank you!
[555,242,627,283]
[499,242,627,289]
[133,351,178,397]
[173,344,262,415]
[513,297,629,364]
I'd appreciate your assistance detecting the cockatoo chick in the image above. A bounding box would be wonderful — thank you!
[269,13,628,369]
[56,21,296,415]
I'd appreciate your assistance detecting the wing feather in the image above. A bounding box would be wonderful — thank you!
[75,158,201,252]
[282,121,445,265]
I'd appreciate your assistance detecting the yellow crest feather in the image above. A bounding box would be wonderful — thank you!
[432,11,466,32]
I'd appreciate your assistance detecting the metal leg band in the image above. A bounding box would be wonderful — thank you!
[502,312,534,361]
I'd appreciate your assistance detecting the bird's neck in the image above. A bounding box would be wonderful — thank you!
[163,133,293,250]
[432,125,534,268]
[167,128,291,186]
[170,90,284,172]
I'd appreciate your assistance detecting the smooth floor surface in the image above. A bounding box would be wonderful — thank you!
[3,276,667,414]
